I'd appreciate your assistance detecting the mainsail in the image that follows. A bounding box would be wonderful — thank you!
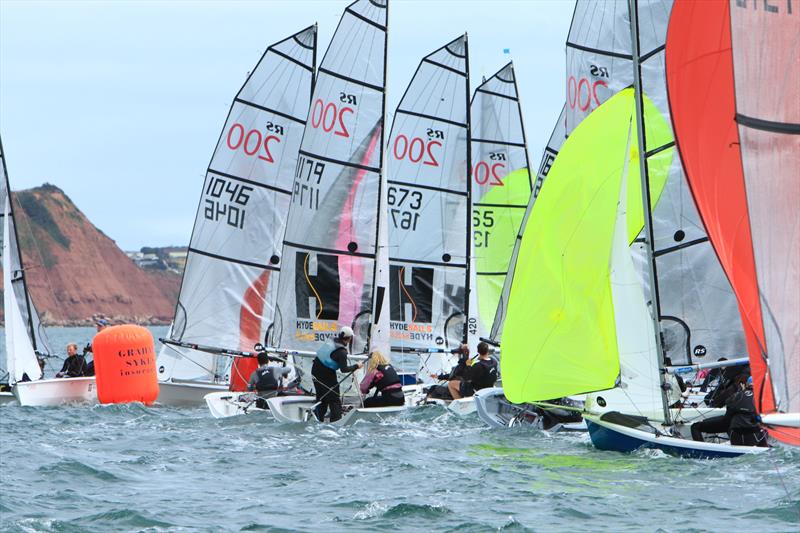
[158,26,316,385]
[489,105,566,343]
[0,138,49,382]
[502,89,670,408]
[272,0,388,389]
[729,0,799,439]
[386,35,471,376]
[566,0,745,365]
[470,62,532,335]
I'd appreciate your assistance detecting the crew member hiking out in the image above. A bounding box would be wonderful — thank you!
[691,375,768,447]
[455,342,498,399]
[359,351,404,408]
[311,326,362,422]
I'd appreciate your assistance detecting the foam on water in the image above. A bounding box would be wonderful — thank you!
[1,328,799,532]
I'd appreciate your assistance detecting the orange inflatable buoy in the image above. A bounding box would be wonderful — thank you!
[93,324,159,405]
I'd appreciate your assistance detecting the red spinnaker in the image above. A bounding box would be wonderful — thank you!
[666,0,799,445]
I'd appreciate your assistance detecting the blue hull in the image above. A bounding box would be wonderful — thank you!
[586,420,747,459]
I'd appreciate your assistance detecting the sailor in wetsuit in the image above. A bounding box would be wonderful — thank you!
[311,326,362,422]
[359,351,404,407]
[56,343,88,378]
[247,352,292,397]
[691,375,768,446]
[456,342,498,399]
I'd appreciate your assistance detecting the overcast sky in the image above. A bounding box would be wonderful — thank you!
[0,0,574,250]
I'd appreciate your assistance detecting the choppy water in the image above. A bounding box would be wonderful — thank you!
[2,328,799,533]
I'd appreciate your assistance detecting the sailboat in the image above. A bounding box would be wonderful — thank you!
[416,60,532,416]
[666,0,799,444]
[265,0,394,425]
[156,26,317,407]
[0,137,96,406]
[386,34,473,386]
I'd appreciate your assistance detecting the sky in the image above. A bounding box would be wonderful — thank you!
[0,0,575,250]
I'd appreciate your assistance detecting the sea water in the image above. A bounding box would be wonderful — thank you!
[1,328,798,532]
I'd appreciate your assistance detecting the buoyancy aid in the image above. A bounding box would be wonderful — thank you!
[470,358,498,390]
[254,367,279,392]
[374,364,401,391]
[315,341,342,371]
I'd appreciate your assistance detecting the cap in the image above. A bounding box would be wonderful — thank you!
[338,326,354,339]
[96,319,108,326]
[747,376,753,386]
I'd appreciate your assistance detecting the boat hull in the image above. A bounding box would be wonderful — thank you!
[584,414,769,458]
[158,380,228,407]
[266,395,406,426]
[204,391,275,419]
[13,377,97,406]
[0,391,16,405]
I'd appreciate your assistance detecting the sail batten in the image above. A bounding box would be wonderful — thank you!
[157,26,316,384]
[386,34,471,375]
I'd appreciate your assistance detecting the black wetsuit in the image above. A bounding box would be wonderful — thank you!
[726,390,767,447]
[427,355,469,400]
[362,364,404,408]
[311,341,358,422]
[58,355,88,378]
[459,358,498,397]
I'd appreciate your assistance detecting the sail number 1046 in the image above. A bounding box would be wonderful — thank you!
[204,177,252,229]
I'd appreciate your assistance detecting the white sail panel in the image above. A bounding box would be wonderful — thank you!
[386,35,471,377]
[470,62,531,335]
[273,0,387,394]
[159,26,316,383]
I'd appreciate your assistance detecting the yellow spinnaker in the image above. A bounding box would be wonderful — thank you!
[501,89,673,403]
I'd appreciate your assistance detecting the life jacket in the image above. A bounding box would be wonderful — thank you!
[254,367,279,392]
[471,358,498,390]
[374,364,401,391]
[726,389,760,431]
[315,341,342,371]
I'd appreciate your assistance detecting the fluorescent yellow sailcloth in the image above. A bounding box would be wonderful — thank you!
[501,89,673,403]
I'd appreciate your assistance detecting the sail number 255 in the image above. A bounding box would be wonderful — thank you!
[388,186,422,231]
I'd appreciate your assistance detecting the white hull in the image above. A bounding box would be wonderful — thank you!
[266,395,406,426]
[0,391,16,405]
[158,380,228,407]
[13,377,97,406]
[205,391,272,419]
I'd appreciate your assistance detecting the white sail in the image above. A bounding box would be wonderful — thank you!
[3,196,41,383]
[272,0,388,393]
[469,62,532,338]
[586,125,664,420]
[386,35,471,380]
[158,26,316,384]
[566,0,745,365]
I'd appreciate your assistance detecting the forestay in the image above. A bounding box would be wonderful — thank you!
[470,62,532,335]
[0,140,51,379]
[566,0,745,365]
[729,0,799,441]
[489,105,566,343]
[158,26,316,384]
[272,0,388,389]
[386,35,471,374]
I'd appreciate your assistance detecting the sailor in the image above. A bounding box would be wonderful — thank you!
[247,352,292,396]
[55,343,88,378]
[311,326,362,422]
[455,342,498,399]
[691,375,767,447]
[83,319,109,377]
[426,344,470,400]
[359,351,404,407]
[726,376,768,447]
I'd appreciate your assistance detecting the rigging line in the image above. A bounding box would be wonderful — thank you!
[398,266,418,323]
[163,342,219,378]
[303,252,324,320]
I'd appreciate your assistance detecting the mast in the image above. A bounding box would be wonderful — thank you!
[462,32,473,345]
[628,0,671,424]
[0,137,39,352]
